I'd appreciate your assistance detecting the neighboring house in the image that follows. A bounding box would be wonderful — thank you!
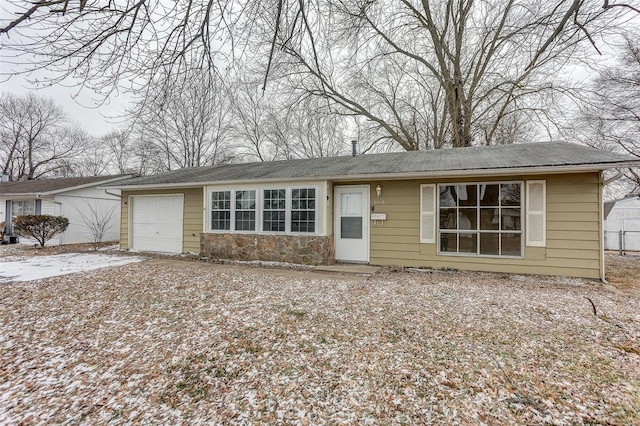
[108,142,640,280]
[604,195,640,251]
[0,175,132,245]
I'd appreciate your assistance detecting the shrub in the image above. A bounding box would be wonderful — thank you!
[14,215,69,248]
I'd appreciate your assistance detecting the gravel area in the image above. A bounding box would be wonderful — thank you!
[1,247,639,424]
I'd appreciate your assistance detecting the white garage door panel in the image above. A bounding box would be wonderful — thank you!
[132,195,183,253]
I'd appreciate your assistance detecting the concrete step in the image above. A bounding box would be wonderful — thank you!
[314,264,380,275]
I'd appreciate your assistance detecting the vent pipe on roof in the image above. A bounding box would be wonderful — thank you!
[351,140,357,157]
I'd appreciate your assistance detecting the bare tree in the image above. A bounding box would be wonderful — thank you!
[577,36,640,195]
[277,97,349,159]
[100,129,160,176]
[259,0,638,149]
[2,1,638,152]
[70,200,118,249]
[58,127,113,177]
[1,0,250,99]
[101,130,134,174]
[0,93,80,180]
[228,80,284,162]
[130,69,235,171]
[229,78,350,160]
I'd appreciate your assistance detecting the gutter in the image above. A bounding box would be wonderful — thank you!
[105,162,640,191]
[48,175,134,195]
[2,175,134,198]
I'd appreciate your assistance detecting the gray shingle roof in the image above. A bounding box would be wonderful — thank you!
[0,175,131,196]
[113,142,640,187]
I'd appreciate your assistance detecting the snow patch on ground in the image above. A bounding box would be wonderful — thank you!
[97,244,120,251]
[0,253,145,283]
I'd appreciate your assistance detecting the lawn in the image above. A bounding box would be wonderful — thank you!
[1,248,639,424]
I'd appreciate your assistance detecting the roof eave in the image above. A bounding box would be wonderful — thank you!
[0,193,54,198]
[1,175,134,197]
[330,162,637,182]
[46,175,134,195]
[107,162,638,190]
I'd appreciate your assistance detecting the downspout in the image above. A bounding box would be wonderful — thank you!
[603,168,626,185]
[599,171,608,284]
[600,168,626,284]
[104,189,122,198]
[101,188,126,250]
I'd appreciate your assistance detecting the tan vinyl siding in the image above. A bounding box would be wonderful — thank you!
[120,187,203,253]
[325,181,334,236]
[356,173,602,279]
[546,239,600,250]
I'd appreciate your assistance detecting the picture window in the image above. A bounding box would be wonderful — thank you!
[438,182,522,257]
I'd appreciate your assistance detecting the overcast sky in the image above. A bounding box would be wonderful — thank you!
[0,63,130,136]
[0,12,628,141]
[0,61,595,140]
[0,0,132,136]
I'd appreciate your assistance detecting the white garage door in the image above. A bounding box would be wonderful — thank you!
[131,195,184,253]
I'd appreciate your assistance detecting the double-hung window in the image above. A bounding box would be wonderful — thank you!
[235,190,256,231]
[291,188,316,233]
[211,191,231,230]
[263,189,287,232]
[438,182,522,257]
[209,187,318,234]
[9,200,38,234]
[12,200,36,218]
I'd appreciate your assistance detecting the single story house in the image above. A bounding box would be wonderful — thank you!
[0,175,131,245]
[108,142,640,280]
[604,195,640,251]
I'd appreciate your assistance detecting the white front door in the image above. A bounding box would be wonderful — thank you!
[334,185,369,263]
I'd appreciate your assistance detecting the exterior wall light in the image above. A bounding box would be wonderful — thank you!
[376,184,383,198]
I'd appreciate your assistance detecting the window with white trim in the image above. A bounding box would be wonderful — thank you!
[235,190,256,231]
[11,200,37,230]
[291,188,316,233]
[12,200,36,217]
[437,182,522,257]
[208,187,319,234]
[211,191,231,230]
[263,189,286,232]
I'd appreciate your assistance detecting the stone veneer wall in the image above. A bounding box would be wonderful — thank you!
[200,233,335,265]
